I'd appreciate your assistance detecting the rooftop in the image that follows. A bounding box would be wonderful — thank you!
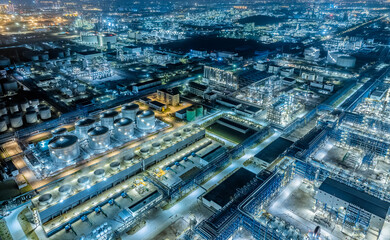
[254,137,293,164]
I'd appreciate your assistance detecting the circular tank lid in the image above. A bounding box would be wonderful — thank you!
[183,128,191,133]
[137,110,154,118]
[152,142,161,148]
[114,117,133,127]
[77,176,90,185]
[110,161,121,169]
[124,156,133,163]
[101,110,119,118]
[48,135,78,149]
[38,193,52,203]
[26,107,36,114]
[94,169,105,177]
[140,147,150,153]
[52,128,67,135]
[173,132,182,138]
[58,185,72,194]
[76,118,95,127]
[163,137,172,142]
[88,126,109,136]
[123,103,139,111]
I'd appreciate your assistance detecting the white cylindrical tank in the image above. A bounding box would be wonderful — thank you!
[39,105,51,120]
[173,132,182,141]
[58,184,72,196]
[38,193,53,206]
[136,110,155,131]
[152,142,161,151]
[51,127,67,137]
[94,169,106,180]
[122,103,139,120]
[30,99,39,108]
[75,118,95,139]
[163,137,172,146]
[183,127,192,136]
[77,176,90,188]
[336,55,356,68]
[48,135,80,162]
[100,110,119,129]
[9,102,19,114]
[123,155,134,165]
[0,103,7,115]
[139,147,150,157]
[10,112,23,128]
[20,100,29,112]
[88,126,110,150]
[25,107,38,124]
[110,161,121,171]
[114,117,134,140]
[0,116,7,132]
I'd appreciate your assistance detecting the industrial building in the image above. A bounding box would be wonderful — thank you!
[157,87,180,106]
[316,178,390,233]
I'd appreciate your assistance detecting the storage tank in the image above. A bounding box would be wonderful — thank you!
[163,137,172,146]
[110,161,121,171]
[30,99,39,108]
[9,102,19,114]
[20,100,29,112]
[51,127,67,137]
[58,184,72,196]
[77,176,90,188]
[48,135,80,162]
[122,103,139,120]
[123,155,134,165]
[0,103,7,115]
[10,112,23,128]
[75,118,95,139]
[173,132,182,141]
[183,127,192,136]
[39,105,51,120]
[88,126,110,150]
[186,108,196,122]
[38,193,53,206]
[140,147,150,157]
[336,56,356,68]
[25,107,38,124]
[100,110,119,129]
[195,105,203,117]
[94,169,106,180]
[136,110,155,131]
[2,79,18,93]
[114,117,134,140]
[0,116,7,132]
[152,142,161,151]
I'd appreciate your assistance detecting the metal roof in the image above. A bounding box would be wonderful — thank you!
[48,135,78,149]
[319,178,390,219]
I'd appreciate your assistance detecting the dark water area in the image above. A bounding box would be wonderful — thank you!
[157,36,302,57]
[237,15,287,26]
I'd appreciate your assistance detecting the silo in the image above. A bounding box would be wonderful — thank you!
[25,107,38,124]
[48,135,80,162]
[88,126,110,150]
[122,103,139,120]
[100,110,119,129]
[186,108,196,122]
[0,116,7,132]
[52,127,67,137]
[75,118,95,139]
[10,112,23,128]
[39,105,51,120]
[136,110,155,131]
[114,117,134,140]
[195,105,203,117]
